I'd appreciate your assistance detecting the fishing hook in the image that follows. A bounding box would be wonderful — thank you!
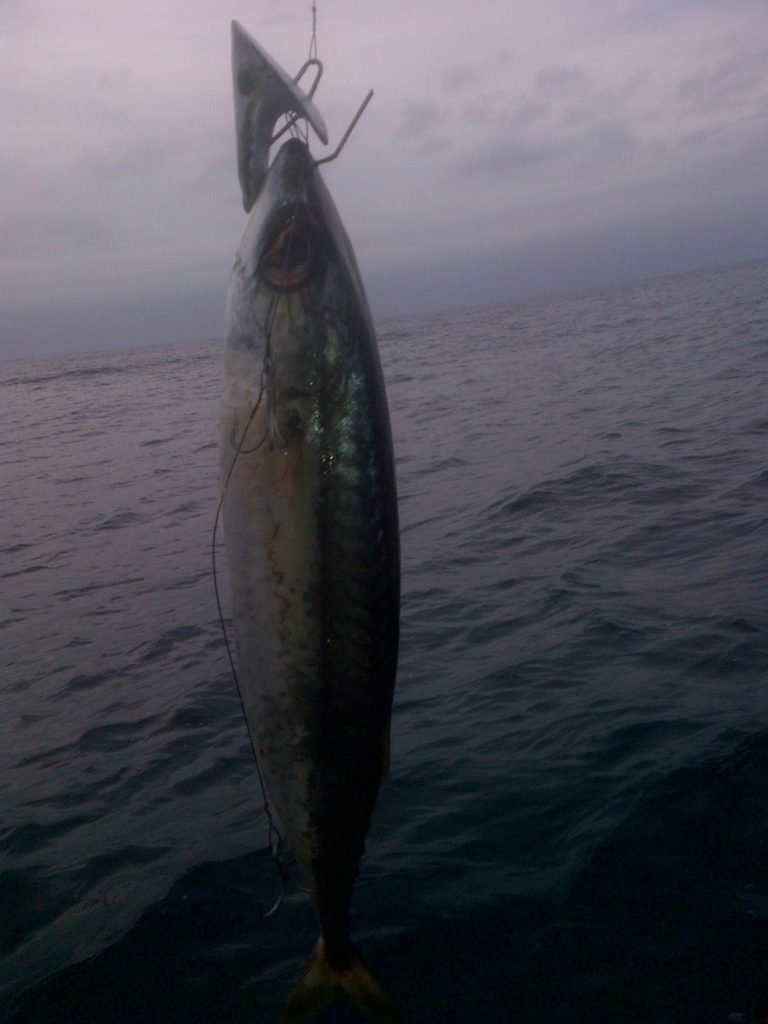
[314,89,374,167]
[271,58,324,145]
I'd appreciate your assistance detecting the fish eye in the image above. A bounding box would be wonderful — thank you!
[260,219,316,291]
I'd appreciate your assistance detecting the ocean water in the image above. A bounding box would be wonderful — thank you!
[2,258,767,1023]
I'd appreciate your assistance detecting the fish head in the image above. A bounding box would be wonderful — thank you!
[255,140,324,295]
[224,137,372,398]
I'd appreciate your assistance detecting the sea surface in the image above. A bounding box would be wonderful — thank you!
[2,258,767,1023]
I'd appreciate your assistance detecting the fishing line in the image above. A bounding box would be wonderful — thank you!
[302,2,319,147]
[270,0,373,167]
[232,299,284,454]
[309,0,318,61]
[270,1,321,148]
[212,106,317,912]
[212,291,294,912]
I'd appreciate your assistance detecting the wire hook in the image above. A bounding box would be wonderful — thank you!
[295,57,323,99]
[314,89,374,166]
[270,59,324,145]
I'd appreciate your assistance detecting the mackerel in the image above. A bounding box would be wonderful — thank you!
[219,22,402,1023]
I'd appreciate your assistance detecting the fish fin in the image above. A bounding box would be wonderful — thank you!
[231,21,328,211]
[283,938,407,1024]
[338,949,407,1024]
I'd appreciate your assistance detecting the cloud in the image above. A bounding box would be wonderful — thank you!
[0,211,108,260]
[453,116,636,182]
[533,67,592,97]
[441,65,479,92]
[455,137,566,180]
[510,100,551,129]
[396,100,442,140]
[74,136,178,181]
[2,0,767,357]
[451,63,637,184]
[675,44,768,115]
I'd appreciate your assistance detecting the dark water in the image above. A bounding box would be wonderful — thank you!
[2,258,767,1023]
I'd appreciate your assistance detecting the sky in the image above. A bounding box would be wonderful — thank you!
[2,0,767,357]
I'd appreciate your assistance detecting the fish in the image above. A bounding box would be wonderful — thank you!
[218,22,403,1024]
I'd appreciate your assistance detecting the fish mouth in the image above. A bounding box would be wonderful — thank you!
[274,137,315,193]
[259,204,320,292]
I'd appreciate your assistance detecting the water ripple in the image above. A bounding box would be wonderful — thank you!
[2,264,768,1020]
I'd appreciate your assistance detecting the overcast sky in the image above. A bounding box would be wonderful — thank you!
[2,0,767,357]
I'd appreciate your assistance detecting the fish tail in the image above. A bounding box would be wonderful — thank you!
[283,937,406,1024]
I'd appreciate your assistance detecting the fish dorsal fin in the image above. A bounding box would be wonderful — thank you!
[231,21,328,212]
